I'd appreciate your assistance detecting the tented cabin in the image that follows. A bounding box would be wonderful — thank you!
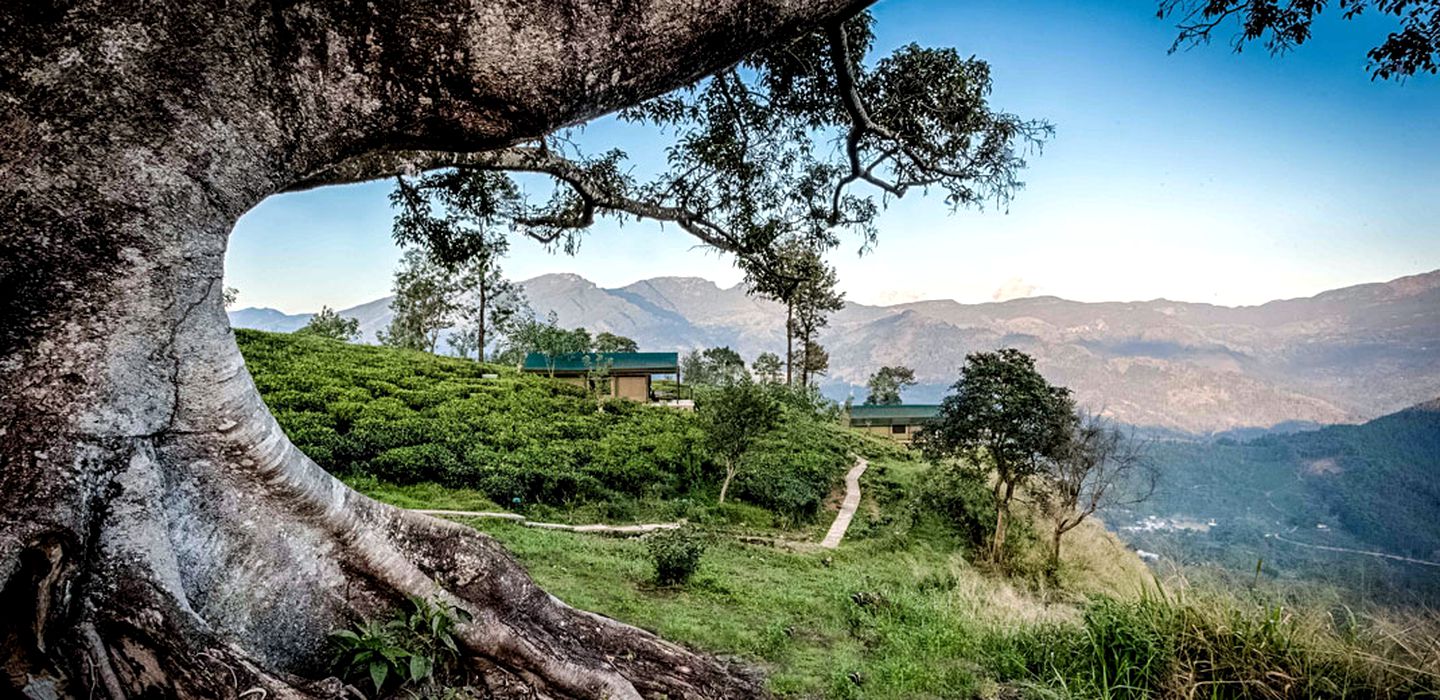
[846,404,941,443]
[521,352,679,402]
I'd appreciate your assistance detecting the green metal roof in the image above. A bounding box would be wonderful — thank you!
[846,404,941,426]
[522,352,679,374]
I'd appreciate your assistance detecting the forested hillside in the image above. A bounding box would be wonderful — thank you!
[1114,398,1440,598]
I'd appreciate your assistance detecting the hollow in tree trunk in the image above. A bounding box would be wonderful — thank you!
[0,1,871,697]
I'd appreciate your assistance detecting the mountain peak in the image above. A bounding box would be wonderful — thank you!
[524,272,595,286]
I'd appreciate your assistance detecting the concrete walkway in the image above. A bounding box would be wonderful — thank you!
[819,457,868,549]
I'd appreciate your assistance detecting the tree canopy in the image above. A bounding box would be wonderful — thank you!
[1161,0,1440,80]
[297,306,360,342]
[923,349,1075,562]
[865,365,917,405]
[328,10,1049,285]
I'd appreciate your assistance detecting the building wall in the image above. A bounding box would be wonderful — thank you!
[552,375,649,401]
[614,375,650,401]
[855,423,920,443]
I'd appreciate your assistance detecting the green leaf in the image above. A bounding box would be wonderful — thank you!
[409,654,433,681]
[369,661,389,693]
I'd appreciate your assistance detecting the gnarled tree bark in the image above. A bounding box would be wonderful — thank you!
[0,1,871,697]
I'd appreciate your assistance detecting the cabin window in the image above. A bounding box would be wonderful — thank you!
[891,424,907,435]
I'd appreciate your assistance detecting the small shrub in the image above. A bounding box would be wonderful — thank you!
[920,462,996,552]
[647,526,707,586]
[329,596,472,697]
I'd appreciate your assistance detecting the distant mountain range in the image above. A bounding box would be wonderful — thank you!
[230,268,1440,435]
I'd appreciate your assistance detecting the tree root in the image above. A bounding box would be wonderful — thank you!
[0,416,764,699]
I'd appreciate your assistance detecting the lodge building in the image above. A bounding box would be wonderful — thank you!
[845,404,941,443]
[521,352,680,403]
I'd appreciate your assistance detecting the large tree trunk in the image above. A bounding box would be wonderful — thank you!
[0,1,871,697]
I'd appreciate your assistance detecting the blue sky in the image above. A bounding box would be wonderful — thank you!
[226,0,1440,313]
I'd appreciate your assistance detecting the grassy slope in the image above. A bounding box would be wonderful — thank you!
[239,331,1440,698]
[458,458,1153,700]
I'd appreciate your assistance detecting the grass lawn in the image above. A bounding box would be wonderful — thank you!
[372,458,1155,699]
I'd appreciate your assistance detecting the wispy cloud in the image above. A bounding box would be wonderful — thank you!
[992,277,1038,302]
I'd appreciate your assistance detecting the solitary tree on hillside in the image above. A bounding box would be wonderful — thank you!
[390,173,524,362]
[745,240,845,386]
[594,332,640,353]
[922,349,1075,564]
[377,249,458,354]
[865,365,917,405]
[791,259,845,388]
[0,0,1158,694]
[1041,411,1155,572]
[697,379,782,504]
[298,306,361,342]
[753,351,785,383]
[794,339,833,388]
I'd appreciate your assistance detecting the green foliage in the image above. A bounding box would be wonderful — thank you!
[1161,0,1440,81]
[239,329,852,517]
[1122,403,1440,602]
[743,240,843,388]
[924,349,1074,480]
[752,351,784,383]
[863,365,915,406]
[919,462,996,553]
[298,306,361,342]
[680,346,749,387]
[464,479,1439,700]
[330,596,473,698]
[647,526,708,586]
[734,402,851,516]
[495,311,591,371]
[593,331,639,353]
[696,378,782,503]
[1003,588,1440,700]
[924,348,1074,562]
[377,249,456,352]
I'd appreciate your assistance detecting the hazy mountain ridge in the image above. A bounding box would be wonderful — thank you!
[230,269,1440,435]
[1116,395,1440,597]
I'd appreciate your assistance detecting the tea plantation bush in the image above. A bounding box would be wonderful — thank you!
[238,330,851,516]
[647,527,708,585]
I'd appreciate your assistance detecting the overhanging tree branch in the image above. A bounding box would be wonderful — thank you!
[288,145,745,252]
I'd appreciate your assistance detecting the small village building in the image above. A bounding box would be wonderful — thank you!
[521,352,679,402]
[845,404,941,443]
